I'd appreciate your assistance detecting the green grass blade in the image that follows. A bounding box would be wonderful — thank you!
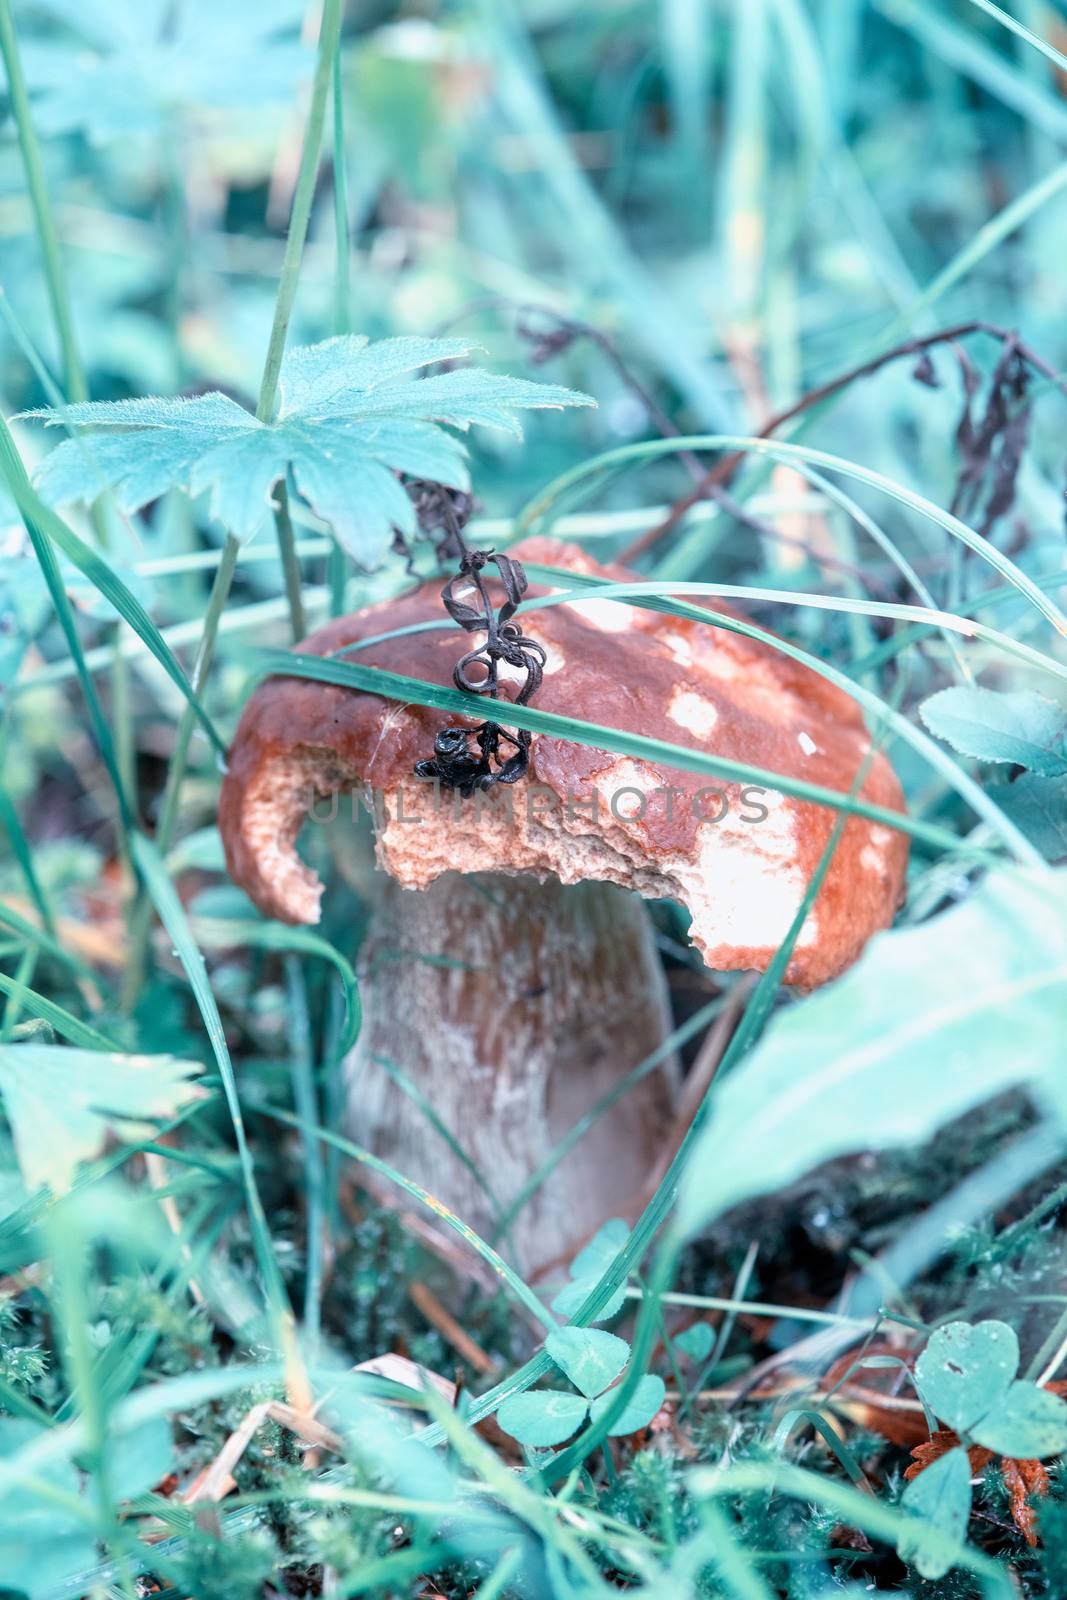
[251,645,960,849]
[0,971,119,1050]
[255,1099,556,1333]
[129,833,305,1396]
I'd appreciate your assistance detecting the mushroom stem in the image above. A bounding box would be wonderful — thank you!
[344,873,679,1270]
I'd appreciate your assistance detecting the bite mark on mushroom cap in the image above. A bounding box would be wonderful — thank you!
[219,537,909,987]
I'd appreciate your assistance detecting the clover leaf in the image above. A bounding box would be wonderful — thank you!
[550,1217,631,1321]
[899,1446,972,1581]
[19,334,595,567]
[913,1319,1067,1458]
[496,1324,664,1450]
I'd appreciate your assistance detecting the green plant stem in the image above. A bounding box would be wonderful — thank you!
[255,0,343,425]
[273,482,307,641]
[121,536,238,1011]
[328,38,350,615]
[258,0,344,641]
[111,627,135,815]
[332,43,350,337]
[124,0,343,997]
[0,0,86,403]
[0,0,141,831]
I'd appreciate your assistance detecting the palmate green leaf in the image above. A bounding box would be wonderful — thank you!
[919,687,1067,776]
[0,1044,205,1193]
[914,1321,1019,1434]
[21,0,310,143]
[677,870,1067,1237]
[899,1446,973,1580]
[21,335,594,566]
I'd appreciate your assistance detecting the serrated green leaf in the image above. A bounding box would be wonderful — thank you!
[914,1320,1019,1434]
[991,772,1067,862]
[971,1380,1067,1457]
[589,1374,666,1436]
[496,1389,589,1447]
[0,1044,205,1193]
[23,0,310,143]
[21,335,594,564]
[898,1446,973,1580]
[919,687,1067,776]
[546,1327,629,1398]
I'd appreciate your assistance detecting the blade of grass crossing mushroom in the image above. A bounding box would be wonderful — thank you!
[491,995,725,1243]
[518,567,1045,863]
[129,833,311,1409]
[250,650,1033,864]
[340,579,1052,683]
[517,434,1067,639]
[417,702,901,1448]
[370,1053,503,1222]
[520,570,1063,686]
[254,1102,557,1333]
[535,701,903,1473]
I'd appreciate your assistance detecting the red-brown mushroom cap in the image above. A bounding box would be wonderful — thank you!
[219,537,909,986]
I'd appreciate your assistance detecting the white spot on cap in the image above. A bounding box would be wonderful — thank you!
[797,731,818,756]
[682,805,819,950]
[567,597,632,633]
[663,631,694,666]
[861,841,887,874]
[669,687,719,740]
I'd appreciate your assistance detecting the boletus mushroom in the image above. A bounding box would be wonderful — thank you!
[219,537,908,1264]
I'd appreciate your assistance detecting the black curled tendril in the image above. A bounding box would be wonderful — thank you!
[413,493,545,797]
